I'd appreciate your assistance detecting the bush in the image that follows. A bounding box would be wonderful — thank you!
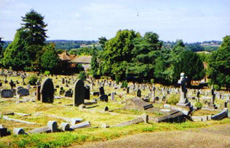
[195,101,203,109]
[150,79,154,84]
[121,80,128,88]
[44,70,50,76]
[166,94,180,105]
[27,75,38,85]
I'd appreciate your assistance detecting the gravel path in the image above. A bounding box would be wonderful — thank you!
[72,124,230,148]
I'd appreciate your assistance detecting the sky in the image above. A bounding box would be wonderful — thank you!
[0,0,229,42]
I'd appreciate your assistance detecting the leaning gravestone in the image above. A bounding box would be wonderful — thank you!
[1,89,14,98]
[73,80,85,106]
[40,78,54,103]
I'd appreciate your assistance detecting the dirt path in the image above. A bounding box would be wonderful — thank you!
[72,124,230,148]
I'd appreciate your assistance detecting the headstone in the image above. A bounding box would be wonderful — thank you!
[17,88,29,96]
[84,86,90,100]
[211,86,215,105]
[13,128,25,135]
[127,87,129,94]
[0,127,8,137]
[99,87,105,95]
[73,80,85,106]
[60,122,70,131]
[47,121,57,132]
[40,78,54,103]
[100,94,108,102]
[104,106,109,111]
[137,89,141,98]
[65,89,73,97]
[36,85,41,101]
[111,92,115,101]
[1,89,14,98]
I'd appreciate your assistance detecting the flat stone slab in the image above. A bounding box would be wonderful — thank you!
[3,116,37,125]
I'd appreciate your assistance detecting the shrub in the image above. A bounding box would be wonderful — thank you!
[150,79,154,84]
[44,70,50,76]
[27,75,38,85]
[121,80,128,88]
[195,101,203,109]
[166,94,180,105]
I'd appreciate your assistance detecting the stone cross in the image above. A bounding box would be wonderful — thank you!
[177,73,190,107]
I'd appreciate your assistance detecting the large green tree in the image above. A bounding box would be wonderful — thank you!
[208,35,230,89]
[102,29,140,80]
[3,9,47,71]
[131,32,162,81]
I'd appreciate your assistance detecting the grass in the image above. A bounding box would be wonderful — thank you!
[0,118,229,148]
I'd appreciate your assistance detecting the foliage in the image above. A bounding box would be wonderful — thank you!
[78,71,86,81]
[195,101,203,109]
[2,9,47,71]
[208,35,230,89]
[121,80,128,88]
[166,94,180,105]
[101,29,140,80]
[44,70,51,76]
[41,44,60,73]
[27,75,38,85]
[90,45,99,77]
[130,32,162,81]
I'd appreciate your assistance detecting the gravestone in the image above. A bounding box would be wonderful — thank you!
[84,86,90,100]
[111,92,115,101]
[17,88,29,96]
[127,87,130,94]
[177,73,191,107]
[137,89,141,98]
[1,89,14,98]
[151,86,156,103]
[73,80,85,106]
[40,78,54,103]
[99,87,105,95]
[65,89,73,97]
[100,94,108,102]
[0,127,8,137]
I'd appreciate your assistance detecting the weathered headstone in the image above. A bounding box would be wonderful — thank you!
[1,89,14,98]
[40,78,54,103]
[17,88,29,96]
[73,80,85,106]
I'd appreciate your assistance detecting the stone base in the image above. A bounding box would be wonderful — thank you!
[177,101,191,107]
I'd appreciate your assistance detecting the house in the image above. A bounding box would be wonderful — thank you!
[58,50,92,71]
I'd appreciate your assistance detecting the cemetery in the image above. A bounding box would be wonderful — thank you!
[0,70,229,147]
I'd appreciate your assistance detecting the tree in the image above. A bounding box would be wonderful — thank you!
[90,45,99,77]
[0,37,4,65]
[131,32,162,81]
[3,9,47,71]
[3,29,31,70]
[41,44,60,73]
[98,37,107,49]
[208,36,230,89]
[102,29,140,81]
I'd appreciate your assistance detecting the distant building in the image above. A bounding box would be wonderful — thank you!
[58,50,92,71]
